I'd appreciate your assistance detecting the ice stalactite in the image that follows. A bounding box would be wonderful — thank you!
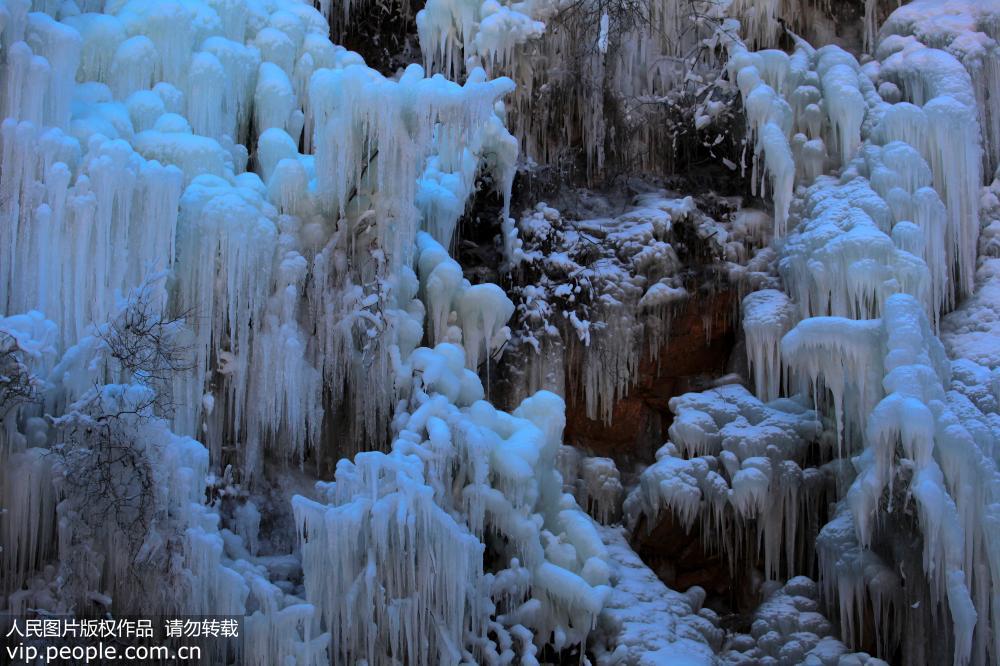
[0,4,621,662]
[874,35,983,306]
[719,575,889,665]
[0,257,333,663]
[743,288,795,402]
[880,0,1000,178]
[308,62,514,273]
[727,25,984,318]
[415,0,546,81]
[0,0,524,470]
[800,295,996,666]
[413,0,748,179]
[630,14,997,660]
[292,467,486,665]
[507,195,737,426]
[726,39,888,238]
[781,312,885,451]
[814,501,903,661]
[0,0,529,657]
[171,176,277,454]
[5,0,1000,662]
[246,250,324,470]
[459,283,516,371]
[1,447,58,599]
[629,384,825,581]
[556,446,623,526]
[726,35,966,326]
[716,5,1000,657]
[412,0,874,183]
[414,232,516,373]
[0,118,184,350]
[727,45,797,236]
[729,0,786,51]
[0,313,60,600]
[293,362,613,661]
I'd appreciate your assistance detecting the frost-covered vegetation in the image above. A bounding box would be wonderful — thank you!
[2,0,1000,664]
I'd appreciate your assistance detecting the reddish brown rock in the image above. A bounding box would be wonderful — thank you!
[564,287,739,463]
[631,509,756,616]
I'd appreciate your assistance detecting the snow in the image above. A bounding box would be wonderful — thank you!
[743,288,795,402]
[506,193,735,424]
[942,257,1000,369]
[590,526,718,665]
[719,576,889,666]
[630,384,822,579]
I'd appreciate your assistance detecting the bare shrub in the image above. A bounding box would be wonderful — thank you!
[0,332,40,419]
[99,277,194,417]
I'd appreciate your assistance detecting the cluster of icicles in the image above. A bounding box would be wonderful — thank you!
[414,0,903,179]
[0,0,625,663]
[635,2,1000,664]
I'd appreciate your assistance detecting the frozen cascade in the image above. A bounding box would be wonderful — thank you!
[506,195,730,426]
[743,288,796,402]
[719,575,889,665]
[293,382,613,662]
[713,8,1000,664]
[0,0,627,661]
[3,0,1000,664]
[792,294,1000,665]
[0,0,520,463]
[630,385,826,580]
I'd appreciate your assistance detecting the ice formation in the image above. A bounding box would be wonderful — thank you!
[719,576,889,665]
[0,0,616,660]
[726,5,999,664]
[623,3,1000,664]
[3,0,1000,663]
[591,525,720,665]
[743,288,795,402]
[293,388,615,663]
[503,192,757,425]
[629,384,827,580]
[557,446,624,525]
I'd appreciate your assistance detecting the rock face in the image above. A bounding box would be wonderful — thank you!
[630,508,748,616]
[559,284,749,621]
[565,288,739,463]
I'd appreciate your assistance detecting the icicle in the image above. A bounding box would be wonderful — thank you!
[635,385,822,580]
[743,289,795,402]
[457,283,514,372]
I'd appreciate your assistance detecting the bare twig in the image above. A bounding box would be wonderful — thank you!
[0,332,40,419]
